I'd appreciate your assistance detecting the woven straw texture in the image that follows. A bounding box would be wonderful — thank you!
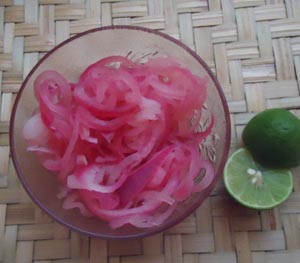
[1,0,300,262]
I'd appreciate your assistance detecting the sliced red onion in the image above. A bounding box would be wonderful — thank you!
[23,56,215,229]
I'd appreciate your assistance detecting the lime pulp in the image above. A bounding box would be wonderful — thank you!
[224,148,293,210]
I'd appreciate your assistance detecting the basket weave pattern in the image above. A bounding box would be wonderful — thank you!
[1,0,300,262]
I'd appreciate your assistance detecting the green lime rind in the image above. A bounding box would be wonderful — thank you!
[224,148,293,210]
[242,108,300,168]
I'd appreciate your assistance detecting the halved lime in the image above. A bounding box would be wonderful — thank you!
[224,148,293,209]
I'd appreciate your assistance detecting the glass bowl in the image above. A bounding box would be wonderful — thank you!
[10,26,230,239]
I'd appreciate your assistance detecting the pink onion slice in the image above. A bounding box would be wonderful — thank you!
[117,146,175,205]
[23,55,215,229]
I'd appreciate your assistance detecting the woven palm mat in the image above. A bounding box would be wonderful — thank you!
[1,0,300,262]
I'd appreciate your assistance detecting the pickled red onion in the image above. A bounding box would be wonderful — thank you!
[23,56,215,229]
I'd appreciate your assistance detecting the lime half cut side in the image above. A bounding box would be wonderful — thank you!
[224,148,293,210]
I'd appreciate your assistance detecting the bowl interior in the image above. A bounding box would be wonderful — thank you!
[11,26,230,238]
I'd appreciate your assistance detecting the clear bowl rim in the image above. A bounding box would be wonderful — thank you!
[10,25,231,239]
